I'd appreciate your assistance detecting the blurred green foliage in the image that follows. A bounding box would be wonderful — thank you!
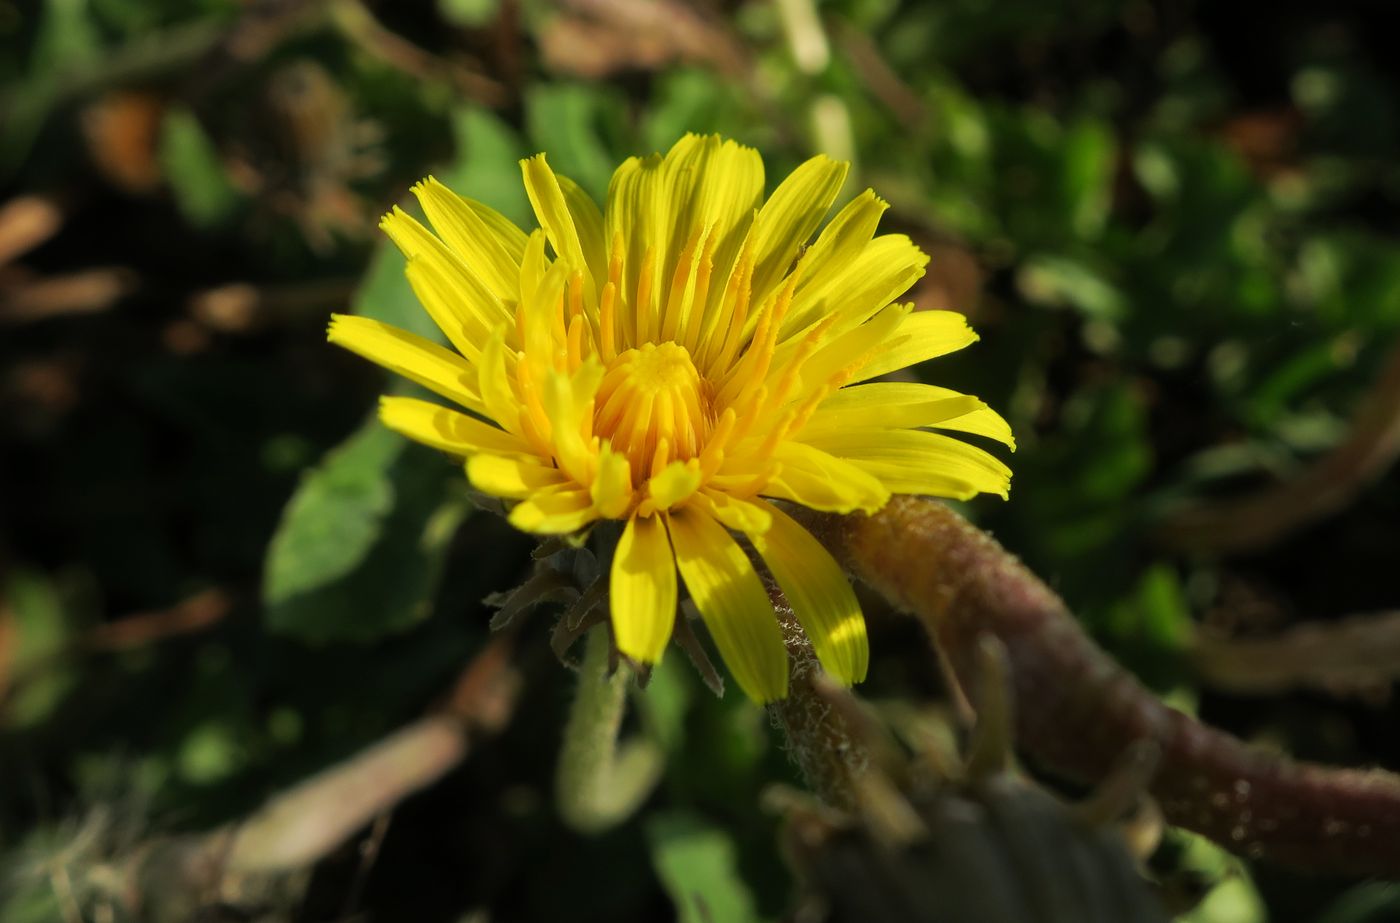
[3,0,1400,920]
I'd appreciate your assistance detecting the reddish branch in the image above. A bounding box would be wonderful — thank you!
[796,496,1400,877]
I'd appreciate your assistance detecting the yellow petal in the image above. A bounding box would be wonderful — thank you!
[690,490,773,534]
[762,441,890,513]
[380,209,512,338]
[668,509,788,703]
[647,459,702,510]
[541,362,603,486]
[748,154,849,303]
[807,429,1012,499]
[466,196,530,263]
[786,190,888,320]
[403,255,499,362]
[604,152,667,341]
[936,403,1018,450]
[849,309,979,383]
[656,135,709,268]
[477,327,521,435]
[519,228,550,309]
[780,233,928,342]
[378,205,451,262]
[467,454,566,498]
[507,486,598,534]
[557,173,607,296]
[770,302,909,403]
[590,444,633,518]
[329,314,485,416]
[521,154,595,301]
[668,135,763,312]
[413,177,525,304]
[610,515,678,663]
[804,382,1015,448]
[378,396,531,457]
[747,501,868,685]
[519,253,574,377]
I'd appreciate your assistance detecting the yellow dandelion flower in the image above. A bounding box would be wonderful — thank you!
[329,134,1013,703]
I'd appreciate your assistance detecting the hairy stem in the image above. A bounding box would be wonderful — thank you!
[767,591,867,810]
[796,496,1400,877]
[555,626,663,834]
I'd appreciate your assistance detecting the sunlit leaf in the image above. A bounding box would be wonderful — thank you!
[444,106,533,226]
[159,108,240,227]
[646,811,762,923]
[526,83,623,200]
[1,570,77,729]
[262,415,470,642]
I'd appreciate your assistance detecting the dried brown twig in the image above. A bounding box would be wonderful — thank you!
[327,0,508,106]
[94,636,519,921]
[540,0,748,79]
[0,196,63,266]
[0,589,232,717]
[1191,610,1400,702]
[210,634,518,874]
[795,496,1400,877]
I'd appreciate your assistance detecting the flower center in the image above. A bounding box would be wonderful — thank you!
[595,342,713,479]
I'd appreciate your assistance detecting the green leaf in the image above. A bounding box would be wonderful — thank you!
[525,83,623,200]
[262,417,470,642]
[646,811,762,923]
[1076,384,1152,501]
[1061,119,1115,240]
[1104,563,1191,658]
[1133,142,1180,201]
[438,0,499,27]
[159,108,240,227]
[31,0,103,75]
[634,655,693,754]
[1316,882,1400,923]
[265,102,516,642]
[443,107,532,227]
[642,69,743,154]
[1,570,77,729]
[351,238,442,341]
[1173,831,1266,923]
[1018,254,1127,320]
[263,422,400,605]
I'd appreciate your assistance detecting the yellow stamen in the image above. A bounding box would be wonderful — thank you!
[651,436,671,479]
[568,270,585,319]
[706,243,755,372]
[660,225,710,343]
[698,406,738,479]
[517,364,553,444]
[719,273,798,408]
[634,246,655,344]
[767,313,837,412]
[680,230,718,352]
[598,280,618,361]
[594,341,714,481]
[566,314,586,370]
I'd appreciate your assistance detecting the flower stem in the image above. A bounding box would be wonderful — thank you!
[797,496,1400,877]
[767,590,867,810]
[555,626,663,834]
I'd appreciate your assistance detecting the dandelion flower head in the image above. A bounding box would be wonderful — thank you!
[329,135,1013,702]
